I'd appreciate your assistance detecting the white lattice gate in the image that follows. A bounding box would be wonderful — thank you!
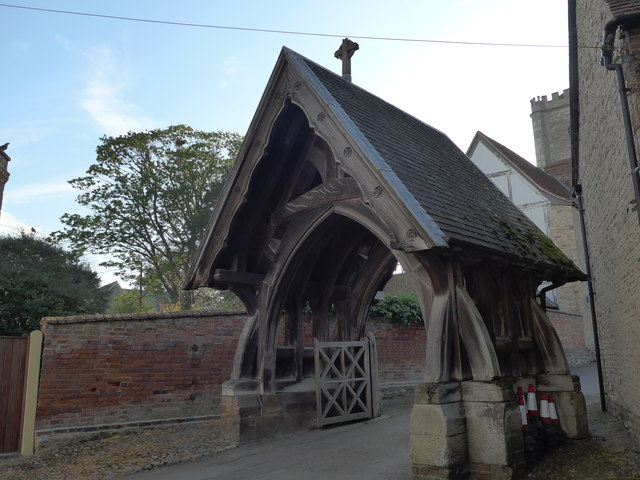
[314,339,373,427]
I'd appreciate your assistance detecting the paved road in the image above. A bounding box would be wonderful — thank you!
[125,365,598,480]
[124,395,414,480]
[571,363,599,397]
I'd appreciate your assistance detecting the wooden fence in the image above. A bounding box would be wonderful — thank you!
[0,336,28,453]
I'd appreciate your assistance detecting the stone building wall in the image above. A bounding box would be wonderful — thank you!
[547,205,584,315]
[576,0,640,438]
[546,203,594,354]
[36,311,426,442]
[529,91,593,355]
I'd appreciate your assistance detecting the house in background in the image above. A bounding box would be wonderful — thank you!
[467,128,592,365]
[0,143,9,216]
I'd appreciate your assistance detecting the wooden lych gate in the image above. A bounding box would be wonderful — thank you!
[186,45,589,479]
[314,339,373,427]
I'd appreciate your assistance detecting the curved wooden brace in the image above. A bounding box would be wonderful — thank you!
[424,292,455,382]
[530,299,570,374]
[455,285,500,381]
[230,313,259,380]
[257,208,337,393]
[352,247,397,339]
[229,284,259,316]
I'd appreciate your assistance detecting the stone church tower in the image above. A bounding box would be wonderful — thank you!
[531,89,572,185]
[530,90,594,358]
[0,143,9,216]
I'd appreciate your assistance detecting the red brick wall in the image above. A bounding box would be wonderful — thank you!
[36,312,428,437]
[547,311,586,352]
[37,311,245,435]
[368,319,426,384]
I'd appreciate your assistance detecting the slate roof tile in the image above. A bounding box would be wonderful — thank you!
[296,52,583,279]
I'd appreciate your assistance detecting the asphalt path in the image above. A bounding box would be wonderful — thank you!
[571,362,599,397]
[125,365,598,480]
[124,394,414,480]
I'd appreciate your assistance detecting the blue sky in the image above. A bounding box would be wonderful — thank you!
[1,0,572,284]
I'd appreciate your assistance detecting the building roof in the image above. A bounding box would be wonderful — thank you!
[467,131,572,203]
[187,48,585,287]
[292,50,581,278]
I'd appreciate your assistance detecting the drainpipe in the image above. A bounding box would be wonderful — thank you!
[569,0,607,411]
[538,281,562,312]
[573,186,607,412]
[601,13,640,225]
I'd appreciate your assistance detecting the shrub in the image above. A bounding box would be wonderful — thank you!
[368,293,422,328]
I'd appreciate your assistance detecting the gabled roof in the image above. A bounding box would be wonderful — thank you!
[291,50,580,275]
[187,48,585,288]
[467,131,572,203]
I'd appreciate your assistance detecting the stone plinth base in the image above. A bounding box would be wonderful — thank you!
[220,379,316,443]
[410,382,468,479]
[411,380,526,480]
[462,380,525,479]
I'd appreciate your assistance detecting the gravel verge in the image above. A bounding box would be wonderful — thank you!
[0,420,234,480]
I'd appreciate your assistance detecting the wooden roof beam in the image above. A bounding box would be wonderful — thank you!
[271,177,361,226]
[212,269,265,287]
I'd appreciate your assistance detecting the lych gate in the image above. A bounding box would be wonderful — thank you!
[185,46,588,479]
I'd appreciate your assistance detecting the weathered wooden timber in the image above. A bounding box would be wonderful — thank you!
[185,47,588,479]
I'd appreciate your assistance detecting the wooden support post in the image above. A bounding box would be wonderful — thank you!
[19,330,43,456]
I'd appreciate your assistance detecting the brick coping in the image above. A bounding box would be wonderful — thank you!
[36,414,220,437]
[41,309,247,326]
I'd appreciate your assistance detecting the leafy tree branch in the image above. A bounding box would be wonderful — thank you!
[54,125,242,309]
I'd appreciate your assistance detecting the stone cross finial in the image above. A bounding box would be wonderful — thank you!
[334,38,359,82]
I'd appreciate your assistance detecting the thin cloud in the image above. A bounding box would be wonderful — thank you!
[10,40,31,56]
[0,211,37,235]
[80,43,154,136]
[5,181,75,204]
[223,57,241,75]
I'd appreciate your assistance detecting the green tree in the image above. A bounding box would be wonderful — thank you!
[107,290,156,314]
[192,289,244,312]
[54,125,243,309]
[0,233,109,336]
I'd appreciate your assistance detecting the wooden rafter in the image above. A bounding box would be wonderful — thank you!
[271,177,362,227]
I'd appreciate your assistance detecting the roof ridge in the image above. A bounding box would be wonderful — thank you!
[282,47,455,144]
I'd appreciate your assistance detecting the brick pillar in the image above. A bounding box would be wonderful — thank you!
[410,382,468,479]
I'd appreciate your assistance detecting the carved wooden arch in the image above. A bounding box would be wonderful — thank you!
[218,100,506,392]
[241,209,504,393]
